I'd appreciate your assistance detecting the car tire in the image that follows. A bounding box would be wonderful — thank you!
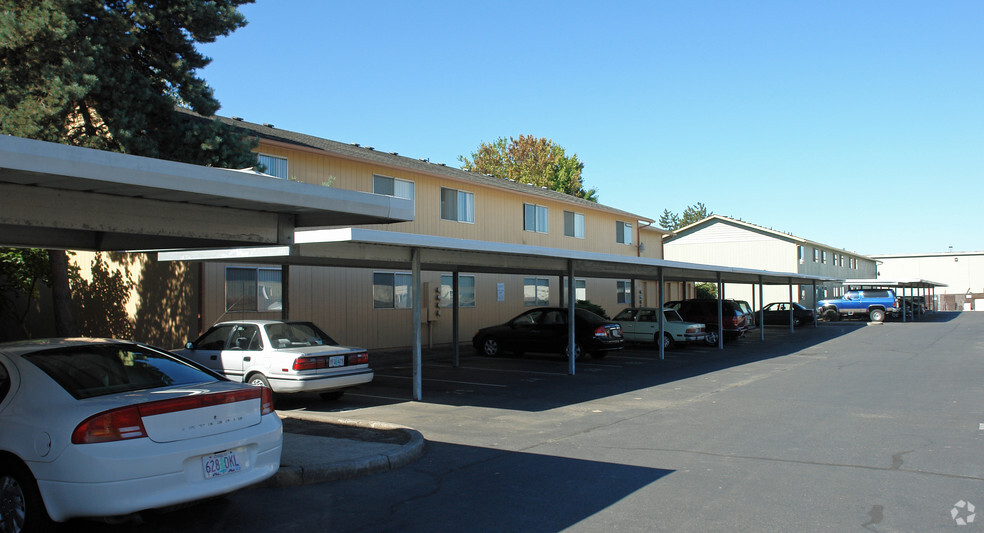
[869,309,885,323]
[658,332,674,350]
[480,337,500,357]
[247,373,271,389]
[823,309,839,322]
[0,457,54,533]
[319,390,344,401]
[564,342,583,360]
[704,331,718,346]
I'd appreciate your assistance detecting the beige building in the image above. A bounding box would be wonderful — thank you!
[870,251,984,310]
[185,114,692,350]
[662,215,877,307]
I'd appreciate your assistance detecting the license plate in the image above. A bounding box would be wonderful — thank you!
[203,450,242,479]
[329,355,345,368]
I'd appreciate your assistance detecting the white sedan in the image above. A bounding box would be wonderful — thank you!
[0,338,282,530]
[613,307,709,348]
[178,320,373,400]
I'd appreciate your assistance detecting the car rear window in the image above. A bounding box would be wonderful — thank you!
[24,344,222,399]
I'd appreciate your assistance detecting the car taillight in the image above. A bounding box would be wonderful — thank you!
[348,352,369,365]
[260,386,275,415]
[72,406,147,444]
[71,388,266,444]
[293,357,319,371]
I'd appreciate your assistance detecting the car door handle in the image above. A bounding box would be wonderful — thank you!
[210,355,217,360]
[243,356,251,362]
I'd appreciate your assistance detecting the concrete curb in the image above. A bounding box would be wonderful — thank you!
[265,414,426,487]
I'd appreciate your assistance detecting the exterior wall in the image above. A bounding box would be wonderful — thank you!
[663,218,876,308]
[873,252,984,296]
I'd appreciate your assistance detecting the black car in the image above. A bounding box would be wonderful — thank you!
[472,307,623,359]
[758,302,815,326]
[664,299,749,344]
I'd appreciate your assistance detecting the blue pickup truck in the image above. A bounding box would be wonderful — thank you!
[817,289,898,322]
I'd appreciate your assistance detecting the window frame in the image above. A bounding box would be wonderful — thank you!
[523,203,549,233]
[616,221,633,245]
[256,153,288,179]
[523,277,550,306]
[564,211,585,239]
[224,266,282,312]
[440,274,476,308]
[373,271,414,309]
[440,187,475,223]
[616,280,632,304]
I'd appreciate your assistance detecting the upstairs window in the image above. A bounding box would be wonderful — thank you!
[373,175,414,200]
[798,246,804,264]
[616,221,633,245]
[564,211,585,238]
[523,204,549,233]
[441,187,474,223]
[813,248,819,262]
[822,250,828,264]
[256,154,287,179]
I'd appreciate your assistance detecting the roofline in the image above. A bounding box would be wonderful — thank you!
[869,251,984,259]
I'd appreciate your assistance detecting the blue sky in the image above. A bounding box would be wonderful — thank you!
[198,1,982,255]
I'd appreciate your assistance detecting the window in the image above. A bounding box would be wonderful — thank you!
[813,248,818,262]
[373,272,413,309]
[441,187,474,223]
[524,278,550,306]
[822,250,828,264]
[564,211,585,238]
[617,280,632,304]
[524,203,549,233]
[373,174,414,201]
[225,267,282,312]
[256,154,287,179]
[563,279,587,302]
[0,362,9,403]
[798,246,804,264]
[440,275,476,308]
[616,221,633,245]
[833,253,838,266]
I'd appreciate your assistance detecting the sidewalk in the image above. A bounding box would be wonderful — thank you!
[263,413,426,487]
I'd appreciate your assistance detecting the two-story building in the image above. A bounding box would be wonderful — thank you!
[182,113,692,350]
[662,215,877,307]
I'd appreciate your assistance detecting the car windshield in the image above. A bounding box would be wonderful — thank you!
[664,310,684,322]
[264,322,338,348]
[24,344,220,400]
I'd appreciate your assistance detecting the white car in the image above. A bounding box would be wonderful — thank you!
[613,307,709,348]
[178,320,373,400]
[0,338,282,529]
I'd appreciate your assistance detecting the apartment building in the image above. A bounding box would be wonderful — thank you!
[190,113,687,350]
[662,215,876,307]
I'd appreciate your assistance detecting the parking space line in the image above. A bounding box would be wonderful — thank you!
[436,365,570,377]
[374,373,509,387]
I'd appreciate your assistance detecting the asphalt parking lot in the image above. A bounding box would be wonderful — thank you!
[72,311,984,532]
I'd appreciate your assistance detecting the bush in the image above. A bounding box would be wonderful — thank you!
[575,300,609,319]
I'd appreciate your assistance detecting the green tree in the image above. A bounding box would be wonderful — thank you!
[0,248,50,339]
[695,282,718,299]
[458,135,598,202]
[658,202,714,230]
[0,0,258,336]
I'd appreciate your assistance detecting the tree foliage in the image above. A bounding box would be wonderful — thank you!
[658,202,714,230]
[695,282,717,299]
[458,135,598,202]
[0,0,258,337]
[0,0,258,167]
[0,248,50,338]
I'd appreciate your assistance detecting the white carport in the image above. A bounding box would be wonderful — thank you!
[0,136,413,250]
[842,278,948,321]
[161,227,839,400]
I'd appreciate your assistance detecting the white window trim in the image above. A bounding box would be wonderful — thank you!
[564,211,585,239]
[441,187,475,224]
[524,203,549,233]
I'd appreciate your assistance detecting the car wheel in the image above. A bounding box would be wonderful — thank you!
[481,337,500,357]
[823,309,839,322]
[248,373,271,389]
[869,309,885,323]
[319,390,344,401]
[0,458,53,533]
[564,342,583,360]
[658,332,674,350]
[704,331,719,346]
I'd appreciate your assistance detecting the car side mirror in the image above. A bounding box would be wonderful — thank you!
[186,342,194,349]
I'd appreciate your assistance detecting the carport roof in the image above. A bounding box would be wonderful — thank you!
[0,135,413,250]
[843,278,948,289]
[160,227,841,286]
